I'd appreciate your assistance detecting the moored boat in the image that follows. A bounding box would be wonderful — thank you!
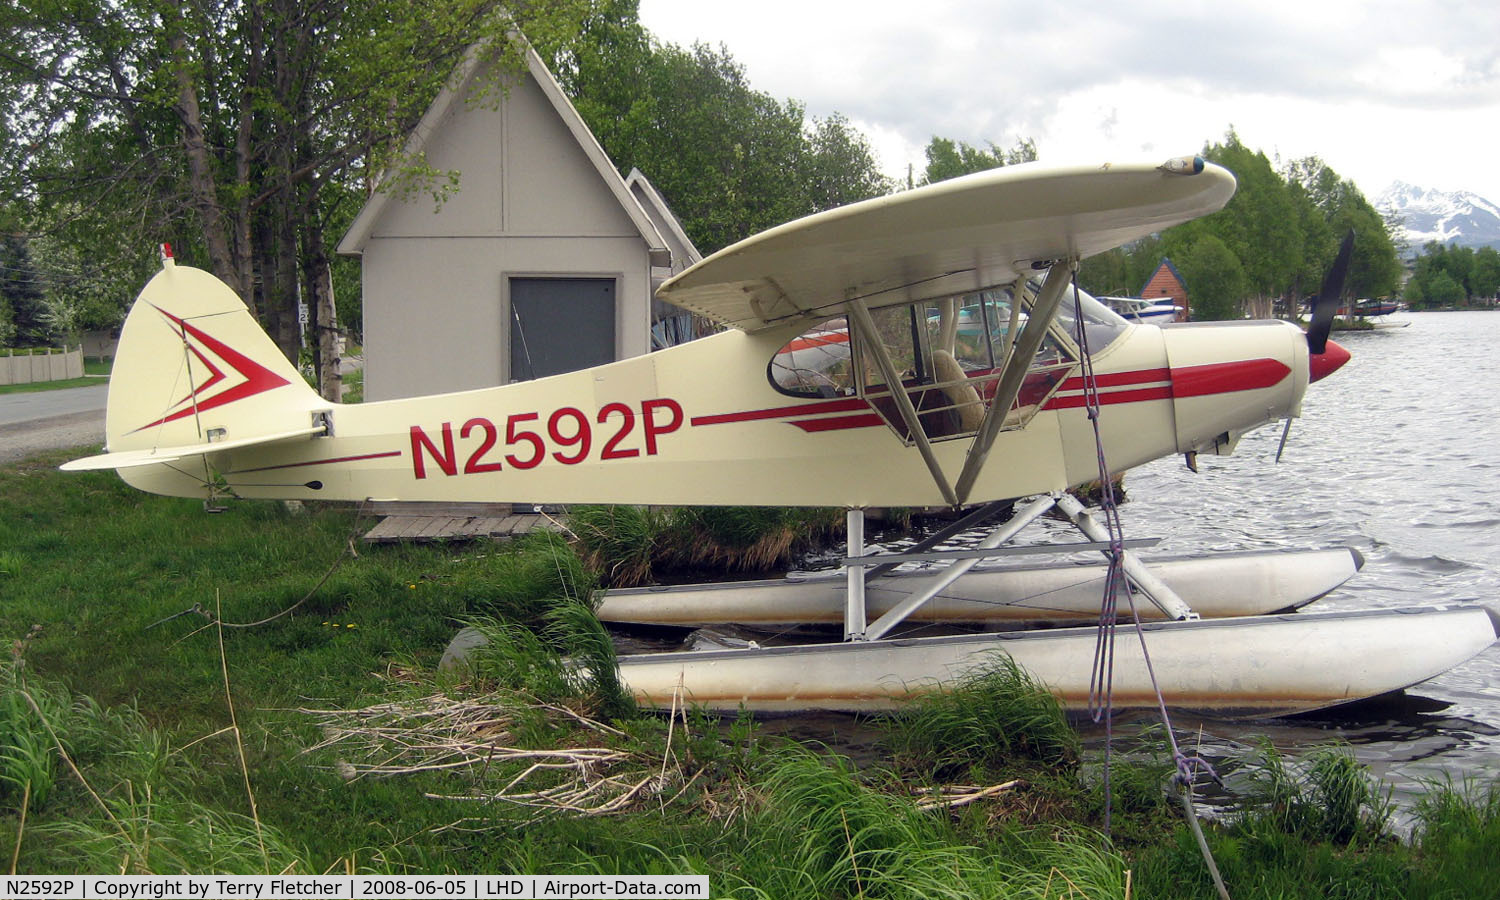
[1099,295,1182,322]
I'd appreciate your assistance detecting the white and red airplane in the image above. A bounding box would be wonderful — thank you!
[64,156,1497,715]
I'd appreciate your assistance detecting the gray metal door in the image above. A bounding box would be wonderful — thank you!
[509,278,616,381]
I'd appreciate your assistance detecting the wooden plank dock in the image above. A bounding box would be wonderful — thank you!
[362,502,561,544]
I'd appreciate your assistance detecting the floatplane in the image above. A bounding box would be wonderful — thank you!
[64,156,1496,716]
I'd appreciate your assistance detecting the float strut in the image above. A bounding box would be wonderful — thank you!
[863,495,1058,641]
[1053,492,1198,621]
[845,508,867,640]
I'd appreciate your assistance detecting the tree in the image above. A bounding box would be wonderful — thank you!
[920,137,1036,185]
[0,235,51,346]
[804,113,893,212]
[2,0,588,397]
[554,8,894,253]
[1201,132,1301,314]
[1473,246,1500,300]
[1176,234,1248,321]
[1426,270,1465,307]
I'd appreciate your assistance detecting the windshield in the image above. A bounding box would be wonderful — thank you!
[1040,281,1131,354]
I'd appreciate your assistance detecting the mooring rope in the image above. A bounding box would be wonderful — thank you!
[1066,273,1231,899]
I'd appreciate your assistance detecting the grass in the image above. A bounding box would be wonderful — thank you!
[569,504,843,587]
[5,445,1500,895]
[882,654,1080,777]
[0,355,110,395]
[0,376,106,395]
[341,367,363,403]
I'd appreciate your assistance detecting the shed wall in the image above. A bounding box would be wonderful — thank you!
[358,62,654,401]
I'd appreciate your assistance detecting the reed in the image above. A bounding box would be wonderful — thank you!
[882,654,1080,778]
[568,505,665,586]
[1232,740,1392,847]
[724,748,1125,899]
[568,504,842,587]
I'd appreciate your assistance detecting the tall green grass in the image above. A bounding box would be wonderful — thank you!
[569,504,842,586]
[3,657,304,874]
[1232,740,1392,847]
[882,654,1080,778]
[724,748,1126,899]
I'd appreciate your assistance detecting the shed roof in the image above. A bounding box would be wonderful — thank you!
[337,39,667,261]
[626,168,702,269]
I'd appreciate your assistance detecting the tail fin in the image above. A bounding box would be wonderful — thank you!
[62,255,328,482]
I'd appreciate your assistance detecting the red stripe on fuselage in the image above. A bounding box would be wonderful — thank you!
[790,414,887,433]
[690,396,868,426]
[692,359,1288,430]
[1170,358,1290,398]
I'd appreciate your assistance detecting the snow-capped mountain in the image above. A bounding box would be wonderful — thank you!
[1377,181,1500,251]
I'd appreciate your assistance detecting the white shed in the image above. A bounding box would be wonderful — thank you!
[337,42,679,402]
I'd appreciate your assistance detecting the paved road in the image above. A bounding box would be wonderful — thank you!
[0,383,108,464]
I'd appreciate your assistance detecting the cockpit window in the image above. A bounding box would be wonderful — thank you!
[768,283,1088,444]
[768,317,856,397]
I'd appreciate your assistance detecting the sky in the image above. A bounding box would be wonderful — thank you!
[636,0,1500,205]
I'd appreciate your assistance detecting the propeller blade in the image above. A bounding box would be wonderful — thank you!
[1307,230,1355,355]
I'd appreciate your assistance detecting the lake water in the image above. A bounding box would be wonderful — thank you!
[635,311,1500,809]
[1091,310,1500,810]
[760,311,1500,809]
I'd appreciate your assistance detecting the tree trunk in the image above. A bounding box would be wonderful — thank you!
[166,22,235,286]
[302,206,342,401]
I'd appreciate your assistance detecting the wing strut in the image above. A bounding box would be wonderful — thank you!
[847,297,959,506]
[952,262,1075,504]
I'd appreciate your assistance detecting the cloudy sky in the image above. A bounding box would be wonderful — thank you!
[636,0,1500,204]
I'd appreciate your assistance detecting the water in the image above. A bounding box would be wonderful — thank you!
[1084,311,1500,811]
[790,311,1500,807]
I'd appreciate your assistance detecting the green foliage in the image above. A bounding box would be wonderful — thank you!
[1233,741,1392,847]
[882,654,1080,777]
[1283,155,1402,302]
[1082,135,1405,319]
[0,0,587,362]
[569,504,843,586]
[1407,242,1499,307]
[1473,246,1500,299]
[0,234,54,346]
[1425,270,1466,306]
[448,530,596,624]
[1200,133,1302,303]
[2,660,305,874]
[553,5,893,253]
[920,136,1037,185]
[8,449,1500,889]
[726,748,1125,899]
[1177,234,1249,320]
[568,504,668,586]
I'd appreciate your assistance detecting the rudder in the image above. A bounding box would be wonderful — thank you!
[104,255,325,458]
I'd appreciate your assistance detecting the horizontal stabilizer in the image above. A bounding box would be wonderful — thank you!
[61,424,326,472]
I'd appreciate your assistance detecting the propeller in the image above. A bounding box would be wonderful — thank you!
[1307,230,1355,355]
[1275,230,1356,464]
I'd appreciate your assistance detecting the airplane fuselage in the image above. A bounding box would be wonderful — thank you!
[115,309,1311,509]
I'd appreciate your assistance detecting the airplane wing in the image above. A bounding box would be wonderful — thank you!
[60,424,326,472]
[657,156,1235,332]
